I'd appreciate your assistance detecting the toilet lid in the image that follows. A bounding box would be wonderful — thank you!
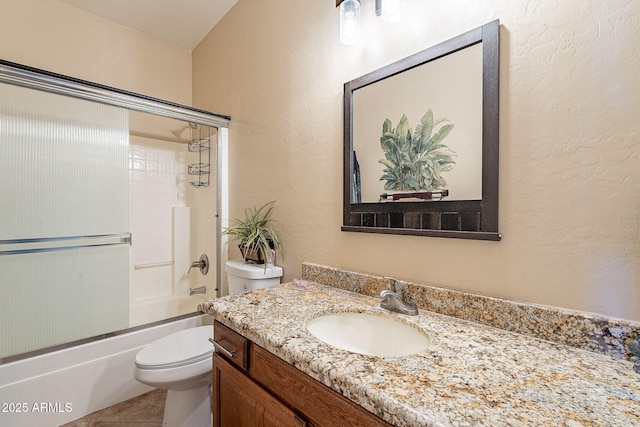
[135,325,214,369]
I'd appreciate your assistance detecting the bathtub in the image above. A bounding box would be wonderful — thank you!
[0,313,210,427]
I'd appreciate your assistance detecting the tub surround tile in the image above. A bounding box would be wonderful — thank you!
[301,262,640,361]
[204,282,639,427]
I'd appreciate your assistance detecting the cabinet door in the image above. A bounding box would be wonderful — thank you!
[213,353,307,427]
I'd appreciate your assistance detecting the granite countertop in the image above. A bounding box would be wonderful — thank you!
[204,281,640,427]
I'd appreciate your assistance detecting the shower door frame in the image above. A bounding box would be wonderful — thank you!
[0,59,230,363]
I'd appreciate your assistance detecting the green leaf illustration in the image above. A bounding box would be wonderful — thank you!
[378,110,456,193]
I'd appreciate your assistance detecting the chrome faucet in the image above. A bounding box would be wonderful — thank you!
[189,286,207,296]
[380,277,418,316]
[188,254,209,275]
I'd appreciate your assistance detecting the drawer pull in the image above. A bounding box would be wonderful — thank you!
[209,338,236,358]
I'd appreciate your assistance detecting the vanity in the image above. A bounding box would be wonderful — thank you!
[212,320,391,426]
[204,268,640,426]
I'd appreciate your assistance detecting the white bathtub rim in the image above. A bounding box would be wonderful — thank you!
[0,314,209,387]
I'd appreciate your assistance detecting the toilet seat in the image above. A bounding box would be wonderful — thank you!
[135,325,213,370]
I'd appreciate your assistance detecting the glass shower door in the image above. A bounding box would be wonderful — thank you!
[0,83,130,358]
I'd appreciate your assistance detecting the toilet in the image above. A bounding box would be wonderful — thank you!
[132,263,283,426]
[225,260,283,294]
[133,325,214,427]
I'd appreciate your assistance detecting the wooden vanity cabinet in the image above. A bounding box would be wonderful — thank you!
[212,321,391,427]
[214,354,307,426]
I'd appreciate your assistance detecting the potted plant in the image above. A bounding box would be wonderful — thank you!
[223,201,283,266]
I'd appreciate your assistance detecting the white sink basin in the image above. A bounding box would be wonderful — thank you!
[306,312,429,357]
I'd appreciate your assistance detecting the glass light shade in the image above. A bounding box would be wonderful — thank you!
[340,0,361,45]
[381,0,405,23]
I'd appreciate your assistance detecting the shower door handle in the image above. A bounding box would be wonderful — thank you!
[209,338,235,359]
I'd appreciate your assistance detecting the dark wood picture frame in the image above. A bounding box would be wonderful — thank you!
[342,20,501,241]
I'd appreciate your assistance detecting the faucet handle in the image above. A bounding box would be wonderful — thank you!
[384,276,403,293]
[188,254,209,275]
[380,276,418,316]
[379,289,395,299]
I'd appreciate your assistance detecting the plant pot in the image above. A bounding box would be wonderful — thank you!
[239,243,275,265]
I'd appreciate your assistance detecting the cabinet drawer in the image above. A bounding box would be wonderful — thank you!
[212,321,249,371]
[250,344,392,427]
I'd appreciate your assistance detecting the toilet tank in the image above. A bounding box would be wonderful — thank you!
[225,261,283,295]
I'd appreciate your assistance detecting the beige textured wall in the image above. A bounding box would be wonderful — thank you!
[0,0,192,104]
[195,0,640,321]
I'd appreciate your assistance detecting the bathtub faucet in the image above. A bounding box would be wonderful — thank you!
[380,277,419,316]
[189,286,207,296]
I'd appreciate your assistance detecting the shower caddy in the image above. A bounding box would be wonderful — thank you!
[188,125,211,188]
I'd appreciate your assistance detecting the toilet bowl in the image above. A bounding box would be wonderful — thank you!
[225,260,283,295]
[134,325,214,427]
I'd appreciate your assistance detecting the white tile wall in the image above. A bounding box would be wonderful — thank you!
[127,130,216,327]
[129,136,188,311]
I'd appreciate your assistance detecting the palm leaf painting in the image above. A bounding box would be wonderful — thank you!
[379,110,456,192]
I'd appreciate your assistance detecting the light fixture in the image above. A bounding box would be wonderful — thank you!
[376,0,405,23]
[339,0,361,45]
[337,0,406,45]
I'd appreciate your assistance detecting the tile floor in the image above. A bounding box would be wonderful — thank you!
[60,389,166,426]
